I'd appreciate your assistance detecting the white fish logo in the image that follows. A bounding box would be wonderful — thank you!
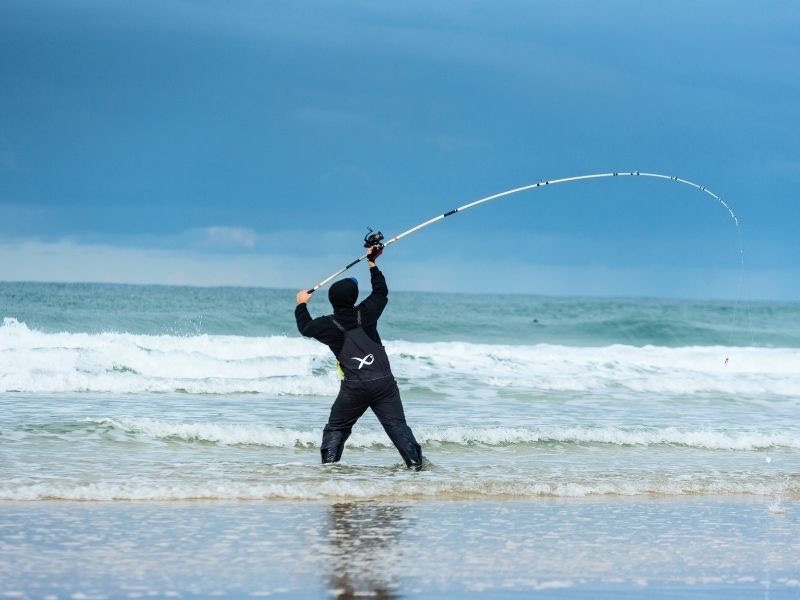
[351,354,375,369]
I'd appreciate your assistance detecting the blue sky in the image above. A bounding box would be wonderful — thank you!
[1,0,798,299]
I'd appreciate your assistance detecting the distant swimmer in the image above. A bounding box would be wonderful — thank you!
[295,243,423,470]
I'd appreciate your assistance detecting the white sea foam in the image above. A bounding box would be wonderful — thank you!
[390,339,800,396]
[1,473,794,501]
[82,418,800,450]
[2,318,799,396]
[0,317,338,395]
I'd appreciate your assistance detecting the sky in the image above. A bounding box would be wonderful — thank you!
[1,0,798,299]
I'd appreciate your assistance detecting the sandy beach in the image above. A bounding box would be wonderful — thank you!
[2,497,798,598]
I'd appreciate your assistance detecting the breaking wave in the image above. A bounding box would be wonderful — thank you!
[16,417,800,451]
[2,473,797,501]
[2,318,798,397]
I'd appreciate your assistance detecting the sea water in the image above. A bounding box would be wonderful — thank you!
[3,281,800,597]
[2,281,799,503]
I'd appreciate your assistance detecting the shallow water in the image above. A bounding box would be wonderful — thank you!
[1,283,799,502]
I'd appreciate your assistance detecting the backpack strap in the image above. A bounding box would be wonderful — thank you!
[330,313,361,330]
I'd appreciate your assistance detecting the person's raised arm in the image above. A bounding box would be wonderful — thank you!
[295,289,314,335]
[361,246,388,318]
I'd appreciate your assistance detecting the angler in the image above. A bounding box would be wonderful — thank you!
[295,232,424,469]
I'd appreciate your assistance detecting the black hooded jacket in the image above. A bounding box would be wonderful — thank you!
[295,266,389,358]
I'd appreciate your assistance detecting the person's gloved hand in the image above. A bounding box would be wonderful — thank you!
[367,244,384,262]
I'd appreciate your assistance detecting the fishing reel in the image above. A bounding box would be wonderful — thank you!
[363,228,384,249]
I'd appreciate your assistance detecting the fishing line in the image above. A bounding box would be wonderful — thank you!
[307,170,742,293]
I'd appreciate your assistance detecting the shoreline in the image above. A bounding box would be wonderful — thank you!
[2,496,798,598]
[0,491,795,504]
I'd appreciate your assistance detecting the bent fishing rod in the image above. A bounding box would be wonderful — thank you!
[306,171,739,294]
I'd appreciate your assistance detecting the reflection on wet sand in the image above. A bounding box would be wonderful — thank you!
[323,502,411,599]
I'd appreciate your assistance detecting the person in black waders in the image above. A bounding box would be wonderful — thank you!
[295,245,424,470]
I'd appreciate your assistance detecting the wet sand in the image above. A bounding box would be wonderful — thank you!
[1,497,798,598]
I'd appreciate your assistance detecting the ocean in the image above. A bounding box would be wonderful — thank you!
[2,281,799,597]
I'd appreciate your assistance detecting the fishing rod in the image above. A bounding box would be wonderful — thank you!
[306,171,740,294]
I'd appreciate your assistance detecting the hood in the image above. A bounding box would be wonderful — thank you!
[328,277,359,311]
